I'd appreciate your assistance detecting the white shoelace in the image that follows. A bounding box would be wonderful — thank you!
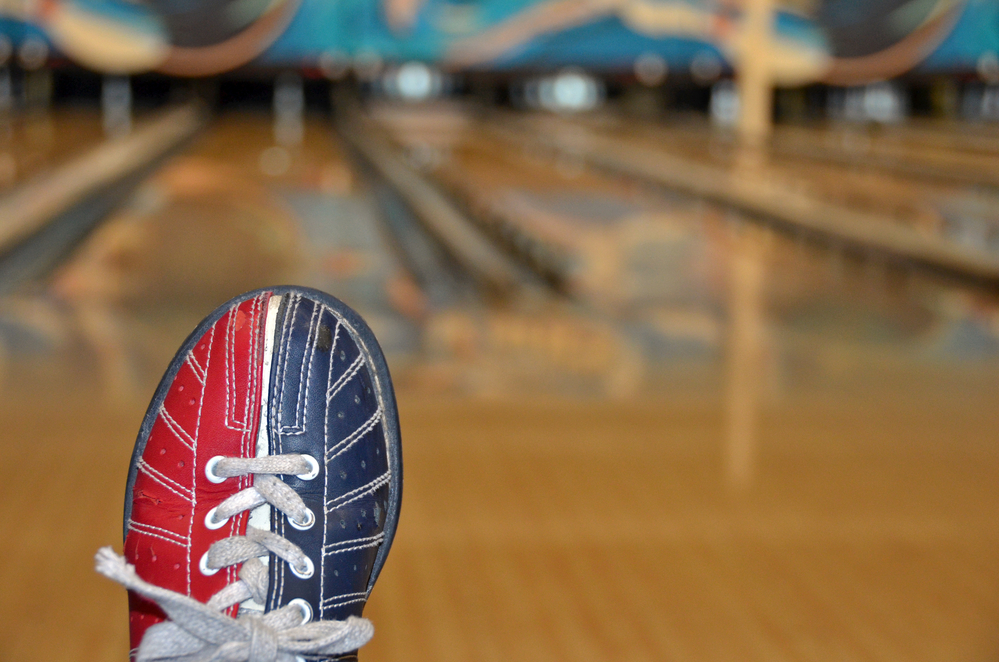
[97,453,373,662]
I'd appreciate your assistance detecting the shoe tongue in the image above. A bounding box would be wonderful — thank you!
[240,294,284,615]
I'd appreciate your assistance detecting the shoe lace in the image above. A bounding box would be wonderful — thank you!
[96,453,373,662]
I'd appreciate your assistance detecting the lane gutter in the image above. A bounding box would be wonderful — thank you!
[336,104,538,298]
[0,103,208,291]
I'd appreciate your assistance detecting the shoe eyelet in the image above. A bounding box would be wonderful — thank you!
[204,506,229,530]
[296,455,320,481]
[290,555,314,580]
[198,551,219,576]
[289,507,316,531]
[288,598,313,624]
[205,456,228,484]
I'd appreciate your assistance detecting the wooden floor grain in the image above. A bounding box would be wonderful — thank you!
[6,392,994,662]
[1,109,997,662]
[361,398,999,662]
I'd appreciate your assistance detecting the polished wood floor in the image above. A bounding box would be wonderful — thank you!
[1,109,997,662]
[2,391,997,662]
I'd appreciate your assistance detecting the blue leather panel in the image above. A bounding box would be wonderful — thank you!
[266,292,393,621]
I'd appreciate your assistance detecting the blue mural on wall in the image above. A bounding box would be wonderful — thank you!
[0,0,991,84]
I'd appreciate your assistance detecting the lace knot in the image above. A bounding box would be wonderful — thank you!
[95,452,376,662]
[95,546,374,662]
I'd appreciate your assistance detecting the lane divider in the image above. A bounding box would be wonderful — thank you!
[0,102,207,290]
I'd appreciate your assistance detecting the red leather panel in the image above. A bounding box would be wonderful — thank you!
[124,293,270,653]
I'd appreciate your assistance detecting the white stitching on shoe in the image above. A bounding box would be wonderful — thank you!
[158,406,195,452]
[326,355,363,404]
[272,300,294,611]
[138,459,194,503]
[295,304,321,435]
[325,407,382,465]
[278,298,319,436]
[131,529,187,548]
[190,323,214,592]
[322,533,384,556]
[327,312,395,535]
[278,295,319,435]
[186,354,206,384]
[276,294,301,435]
[127,520,189,547]
[232,295,265,586]
[225,296,265,433]
[320,309,335,618]
[320,592,368,610]
[324,471,391,514]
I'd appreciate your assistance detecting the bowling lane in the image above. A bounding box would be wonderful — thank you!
[0,102,998,662]
[0,107,430,662]
[0,109,422,405]
[0,107,107,191]
[802,116,999,158]
[587,109,999,182]
[360,101,999,661]
[511,111,999,252]
[371,102,999,393]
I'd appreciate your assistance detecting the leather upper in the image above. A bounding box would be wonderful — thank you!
[125,293,271,649]
[265,293,392,621]
[122,287,400,657]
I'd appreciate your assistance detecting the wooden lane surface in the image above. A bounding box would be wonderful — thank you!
[0,104,205,253]
[0,109,106,193]
[490,114,999,284]
[338,108,533,296]
[579,112,999,188]
[2,393,997,662]
[545,112,999,232]
[1,107,997,662]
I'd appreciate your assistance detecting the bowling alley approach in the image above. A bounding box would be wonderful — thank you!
[1,1,998,661]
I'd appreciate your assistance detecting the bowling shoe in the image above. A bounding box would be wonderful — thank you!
[96,286,402,662]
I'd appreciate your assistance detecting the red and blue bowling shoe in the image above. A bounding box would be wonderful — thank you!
[96,287,402,662]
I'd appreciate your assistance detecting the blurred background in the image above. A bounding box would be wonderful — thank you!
[1,1,998,660]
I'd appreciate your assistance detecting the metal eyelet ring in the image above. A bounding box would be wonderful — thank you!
[296,454,320,481]
[199,551,219,576]
[204,506,229,530]
[288,598,313,625]
[290,555,314,580]
[204,456,228,484]
[289,507,316,531]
